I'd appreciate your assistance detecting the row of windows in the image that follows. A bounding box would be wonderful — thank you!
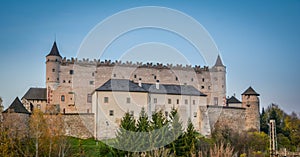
[60,94,92,103]
[107,110,197,118]
[103,97,197,105]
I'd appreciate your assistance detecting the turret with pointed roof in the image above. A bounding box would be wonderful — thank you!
[242,86,260,96]
[241,86,260,131]
[3,97,30,114]
[214,54,225,67]
[46,41,62,58]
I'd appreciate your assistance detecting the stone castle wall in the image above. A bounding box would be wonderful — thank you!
[205,106,246,133]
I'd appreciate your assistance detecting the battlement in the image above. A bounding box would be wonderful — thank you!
[61,57,210,72]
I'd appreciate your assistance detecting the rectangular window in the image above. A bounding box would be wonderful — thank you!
[87,94,92,103]
[69,70,74,75]
[126,97,131,103]
[153,98,157,103]
[201,86,205,89]
[104,97,109,103]
[61,95,65,102]
[89,81,94,85]
[214,97,218,106]
[193,100,196,105]
[185,99,188,105]
[194,112,197,117]
[52,69,55,72]
[177,99,179,104]
[109,110,114,116]
[168,98,171,104]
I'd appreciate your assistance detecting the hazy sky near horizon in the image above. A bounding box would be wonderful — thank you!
[0,0,299,114]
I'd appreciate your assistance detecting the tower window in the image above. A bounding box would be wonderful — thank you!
[175,77,178,81]
[63,80,65,83]
[154,75,157,79]
[52,69,55,72]
[113,74,116,77]
[214,97,218,105]
[68,80,71,83]
[134,74,137,78]
[202,78,205,82]
[177,99,179,104]
[47,77,49,80]
[61,95,65,102]
[69,70,74,75]
[201,86,204,89]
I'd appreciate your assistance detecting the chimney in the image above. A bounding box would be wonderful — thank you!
[138,78,142,87]
[156,80,160,89]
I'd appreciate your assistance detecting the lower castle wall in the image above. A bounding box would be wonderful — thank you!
[62,113,94,139]
[206,106,246,133]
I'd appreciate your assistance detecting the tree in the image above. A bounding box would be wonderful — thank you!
[135,107,151,152]
[114,111,136,155]
[167,107,184,156]
[183,118,198,156]
[30,108,48,157]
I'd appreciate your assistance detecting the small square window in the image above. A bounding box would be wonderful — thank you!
[104,97,109,103]
[70,70,74,75]
[130,111,134,116]
[52,69,55,72]
[113,74,116,77]
[168,99,171,104]
[201,86,205,89]
[194,112,197,117]
[89,81,94,85]
[126,97,131,103]
[109,110,114,116]
[153,98,157,103]
[185,99,188,105]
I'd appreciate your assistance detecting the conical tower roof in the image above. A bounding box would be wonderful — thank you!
[214,54,224,67]
[3,97,30,114]
[242,86,260,96]
[46,41,61,57]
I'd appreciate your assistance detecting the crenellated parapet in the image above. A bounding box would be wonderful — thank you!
[61,58,210,72]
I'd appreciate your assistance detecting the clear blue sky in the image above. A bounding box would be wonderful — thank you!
[0,0,299,114]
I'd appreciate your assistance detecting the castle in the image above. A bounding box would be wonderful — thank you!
[1,42,260,139]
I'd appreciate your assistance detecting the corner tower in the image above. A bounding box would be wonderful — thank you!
[210,55,226,106]
[46,42,62,100]
[242,86,260,131]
